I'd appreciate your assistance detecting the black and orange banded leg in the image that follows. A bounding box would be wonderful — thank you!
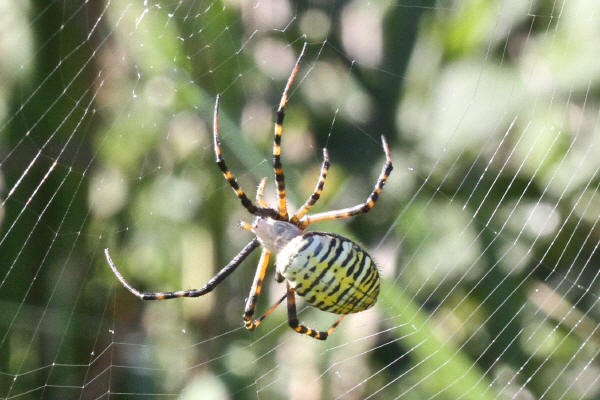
[104,239,260,300]
[300,135,393,227]
[243,248,289,331]
[286,282,345,340]
[213,96,279,219]
[243,248,271,329]
[273,42,308,219]
[245,292,287,331]
[291,148,329,224]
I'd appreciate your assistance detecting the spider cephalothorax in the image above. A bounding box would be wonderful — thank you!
[251,218,302,252]
[105,43,392,340]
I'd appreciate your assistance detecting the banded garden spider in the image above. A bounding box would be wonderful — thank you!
[104,43,393,340]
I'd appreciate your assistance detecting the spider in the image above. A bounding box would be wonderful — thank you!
[104,43,393,340]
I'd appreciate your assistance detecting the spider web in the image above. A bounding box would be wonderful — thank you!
[1,0,600,398]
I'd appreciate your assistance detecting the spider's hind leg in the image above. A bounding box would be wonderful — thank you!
[286,282,345,340]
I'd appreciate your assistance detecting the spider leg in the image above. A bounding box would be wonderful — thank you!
[104,239,260,300]
[273,42,308,219]
[256,177,268,207]
[300,136,392,227]
[290,148,329,224]
[244,249,292,330]
[275,272,285,283]
[243,248,271,329]
[213,96,278,219]
[286,282,346,340]
[246,292,288,331]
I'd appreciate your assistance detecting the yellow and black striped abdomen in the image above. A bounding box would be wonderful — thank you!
[276,232,380,314]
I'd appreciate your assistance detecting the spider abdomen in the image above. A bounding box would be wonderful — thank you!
[276,232,380,314]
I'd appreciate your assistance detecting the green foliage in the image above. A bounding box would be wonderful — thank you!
[1,0,599,398]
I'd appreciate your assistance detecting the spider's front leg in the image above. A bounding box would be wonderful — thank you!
[272,43,308,219]
[213,96,278,220]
